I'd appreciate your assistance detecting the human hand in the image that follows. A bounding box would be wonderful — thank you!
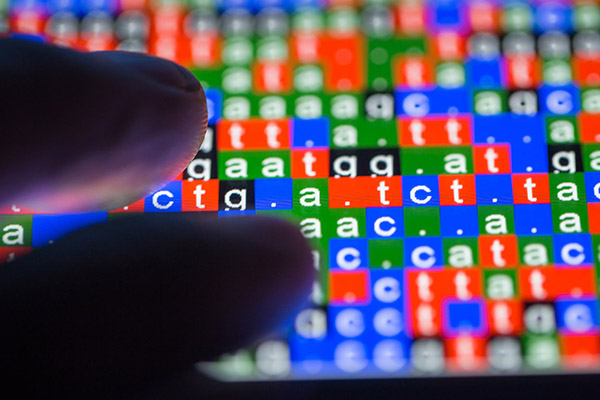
[0,38,314,398]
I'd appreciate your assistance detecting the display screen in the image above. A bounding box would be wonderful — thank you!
[4,0,600,381]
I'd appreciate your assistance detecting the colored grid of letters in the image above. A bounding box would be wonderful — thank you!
[5,0,600,378]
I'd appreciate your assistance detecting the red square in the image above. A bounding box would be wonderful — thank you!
[182,180,219,212]
[574,57,600,87]
[488,300,523,336]
[292,150,329,178]
[468,1,499,32]
[396,2,425,35]
[560,335,600,370]
[445,337,487,372]
[579,113,600,144]
[506,56,540,89]
[322,35,364,92]
[439,174,476,205]
[409,302,441,337]
[473,145,511,174]
[290,33,323,64]
[329,177,402,208]
[394,56,434,88]
[432,32,466,61]
[479,235,518,268]
[254,62,292,94]
[588,204,600,234]
[512,173,550,204]
[329,270,369,304]
[189,34,221,67]
[109,198,145,213]
[217,119,290,150]
[398,116,471,147]
[0,247,31,264]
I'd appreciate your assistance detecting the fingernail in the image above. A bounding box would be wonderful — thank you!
[87,51,201,93]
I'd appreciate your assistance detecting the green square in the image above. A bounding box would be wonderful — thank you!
[582,144,600,172]
[404,207,440,237]
[219,150,290,180]
[542,59,572,84]
[368,239,404,268]
[522,335,560,371]
[367,41,394,90]
[473,90,507,115]
[222,95,252,120]
[443,237,478,268]
[502,3,533,32]
[592,235,600,268]
[401,147,473,175]
[545,116,579,144]
[255,36,289,62]
[483,269,517,300]
[330,120,359,149]
[293,178,328,210]
[357,119,399,148]
[478,206,515,235]
[294,93,325,119]
[581,88,600,113]
[251,95,290,119]
[292,9,324,31]
[0,215,32,247]
[327,8,360,32]
[575,3,600,31]
[326,93,363,120]
[294,65,323,93]
[325,208,366,239]
[436,62,465,89]
[222,67,252,94]
[551,203,589,234]
[222,37,254,66]
[518,236,553,267]
[549,173,586,205]
[191,67,222,88]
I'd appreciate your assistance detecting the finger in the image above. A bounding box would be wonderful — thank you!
[0,214,314,395]
[0,38,207,213]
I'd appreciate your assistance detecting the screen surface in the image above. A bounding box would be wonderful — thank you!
[4,0,600,381]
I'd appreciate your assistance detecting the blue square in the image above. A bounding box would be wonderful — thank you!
[218,210,255,217]
[514,204,553,235]
[205,88,223,124]
[475,175,513,205]
[255,178,293,210]
[32,212,108,247]
[473,115,545,147]
[553,234,593,266]
[510,141,548,173]
[535,3,572,33]
[440,205,479,237]
[328,305,368,339]
[292,117,330,148]
[370,269,403,305]
[466,58,503,87]
[144,181,182,212]
[329,238,369,270]
[585,172,600,203]
[80,0,118,14]
[428,1,465,32]
[404,237,443,269]
[443,299,487,337]
[366,207,403,238]
[395,88,470,116]
[49,0,80,13]
[555,298,599,334]
[402,175,440,207]
[538,85,580,115]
